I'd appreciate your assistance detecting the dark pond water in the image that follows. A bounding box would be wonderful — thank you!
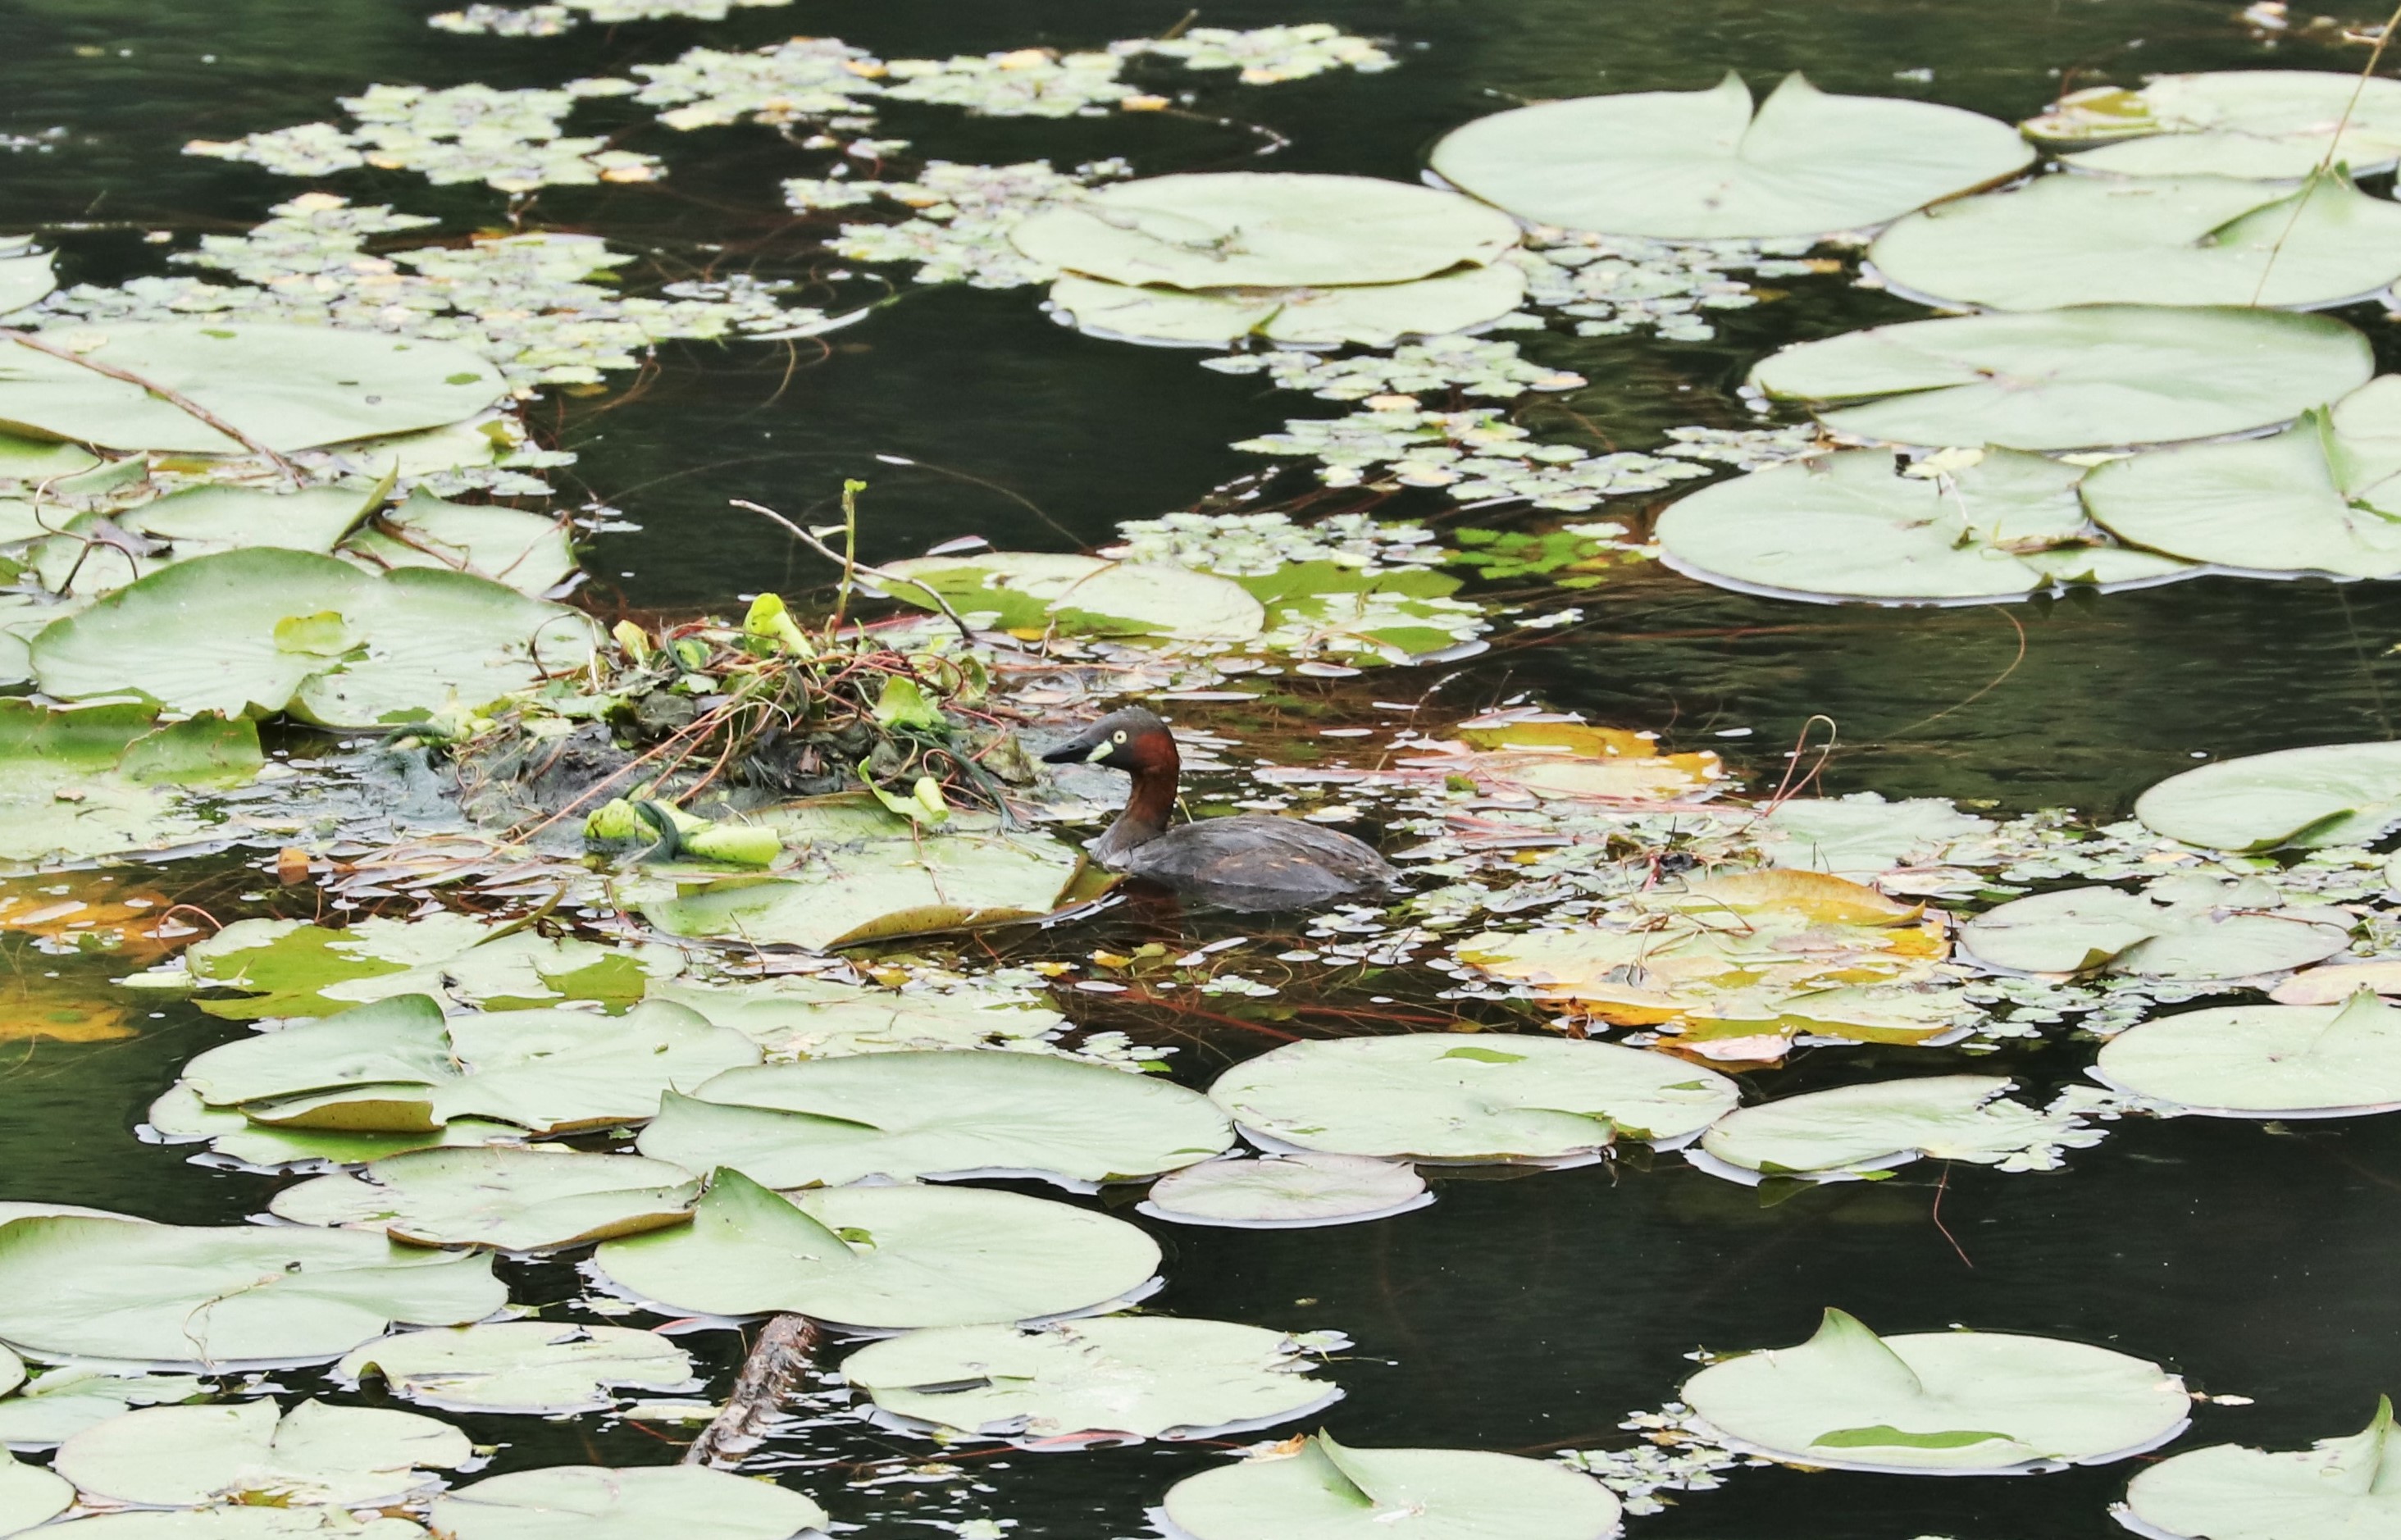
[2,0,2398,1535]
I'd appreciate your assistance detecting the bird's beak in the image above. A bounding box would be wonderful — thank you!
[1040,727,1108,765]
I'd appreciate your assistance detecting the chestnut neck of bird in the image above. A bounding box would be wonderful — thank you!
[1095,733,1181,860]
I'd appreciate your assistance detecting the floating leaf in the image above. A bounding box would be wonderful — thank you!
[30,484,383,598]
[593,1169,1159,1330]
[0,699,261,867]
[271,1148,700,1251]
[2094,991,2401,1117]
[431,1466,828,1540]
[337,1323,696,1415]
[144,1082,526,1171]
[55,1399,470,1507]
[879,552,1264,642]
[641,832,1082,952]
[2136,741,2401,852]
[0,1368,207,1449]
[1161,1432,1622,1540]
[1140,1153,1431,1229]
[1959,873,2350,980]
[1683,1308,2189,1473]
[2025,70,2401,180]
[0,1214,503,1366]
[1656,448,2190,604]
[637,1051,1231,1187]
[1693,1075,2102,1184]
[1757,794,1997,882]
[844,1317,1337,1442]
[1048,266,1524,349]
[1410,718,1724,802]
[2120,1396,2401,1538]
[1749,307,2371,452]
[2271,959,2401,1005]
[1869,171,2401,310]
[1428,71,2030,239]
[1208,1033,1738,1160]
[0,250,55,318]
[342,490,575,598]
[41,1513,424,1540]
[1010,173,1519,289]
[0,323,504,454]
[0,1452,67,1538]
[645,976,1068,1059]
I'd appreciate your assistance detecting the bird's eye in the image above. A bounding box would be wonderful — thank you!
[1112,730,1127,743]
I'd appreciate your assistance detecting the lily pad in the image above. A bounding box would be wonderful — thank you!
[1009,173,1519,289]
[0,699,261,867]
[1656,448,2191,604]
[144,1082,526,1171]
[1139,1154,1432,1229]
[55,1398,470,1507]
[844,1318,1338,1442]
[0,322,506,454]
[2083,376,2401,576]
[0,1453,68,1538]
[1428,71,2030,239]
[2120,1395,2401,1539]
[1681,1308,2190,1473]
[644,977,1068,1059]
[1757,794,1996,882]
[30,484,383,597]
[337,1323,697,1415]
[1749,307,2371,452]
[31,549,597,728]
[271,1148,700,1251]
[593,1169,1159,1330]
[0,1214,503,1366]
[2136,741,2401,851]
[2093,991,2401,1117]
[0,1368,207,1448]
[2026,70,2401,180]
[1958,873,2351,980]
[0,248,55,318]
[1692,1075,2102,1185]
[430,1466,828,1540]
[1207,1033,1739,1161]
[639,1051,1231,1187]
[342,490,576,598]
[878,552,1264,642]
[1049,267,1524,349]
[1869,171,2401,311]
[1160,1432,1622,1540]
[38,1513,424,1540]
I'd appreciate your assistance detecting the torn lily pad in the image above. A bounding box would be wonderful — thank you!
[0,1214,503,1366]
[2083,377,2401,577]
[54,1399,470,1507]
[845,1317,1338,1442]
[1140,1153,1431,1229]
[593,1169,1159,1329]
[1162,1432,1622,1540]
[1682,1308,2189,1473]
[2137,741,2401,852]
[636,1051,1232,1187]
[879,552,1264,641]
[271,1148,700,1251]
[337,1323,696,1415]
[1655,448,2190,604]
[1428,71,2030,239]
[0,1367,207,1449]
[1869,171,2401,310]
[1208,1033,1738,1161]
[1048,267,1524,349]
[1692,1075,2103,1186]
[2025,70,2401,180]
[2120,1395,2401,1538]
[431,1465,828,1540]
[1750,306,2371,451]
[2094,991,2401,1117]
[1958,873,2350,981]
[0,699,260,867]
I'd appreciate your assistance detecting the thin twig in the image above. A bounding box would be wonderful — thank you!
[1930,1160,1974,1269]
[0,329,302,481]
[683,1314,818,1469]
[729,497,983,647]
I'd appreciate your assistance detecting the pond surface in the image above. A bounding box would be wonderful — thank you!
[1,1,2399,1537]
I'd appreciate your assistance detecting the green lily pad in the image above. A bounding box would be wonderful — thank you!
[0,1453,69,1538]
[1959,873,2351,980]
[30,549,596,727]
[1009,173,1519,289]
[593,1169,1159,1330]
[879,552,1264,642]
[30,484,383,597]
[844,1317,1338,1442]
[0,249,55,318]
[1693,1075,2102,1185]
[2083,376,2401,577]
[2094,991,2401,1117]
[144,1082,526,1171]
[54,1398,470,1507]
[342,490,576,598]
[641,832,1082,952]
[1436,70,2029,239]
[2026,70,2401,180]
[0,322,505,453]
[1682,1308,2189,1473]
[2136,741,2401,851]
[1161,1432,1622,1540]
[0,1368,207,1449]
[0,699,261,867]
[644,977,1068,1059]
[337,1323,697,1415]
[1207,1033,1740,1161]
[1048,266,1524,349]
[2121,1395,2401,1539]
[1140,1153,1431,1229]
[431,1466,828,1540]
[1749,306,2372,451]
[1758,794,1994,880]
[1869,170,2401,311]
[35,1512,425,1540]
[271,1148,700,1251]
[0,1214,503,1366]
[1655,448,2191,604]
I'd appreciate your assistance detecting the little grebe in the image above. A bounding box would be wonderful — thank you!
[1041,708,1396,909]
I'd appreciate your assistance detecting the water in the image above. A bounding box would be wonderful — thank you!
[2,0,2399,1534]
